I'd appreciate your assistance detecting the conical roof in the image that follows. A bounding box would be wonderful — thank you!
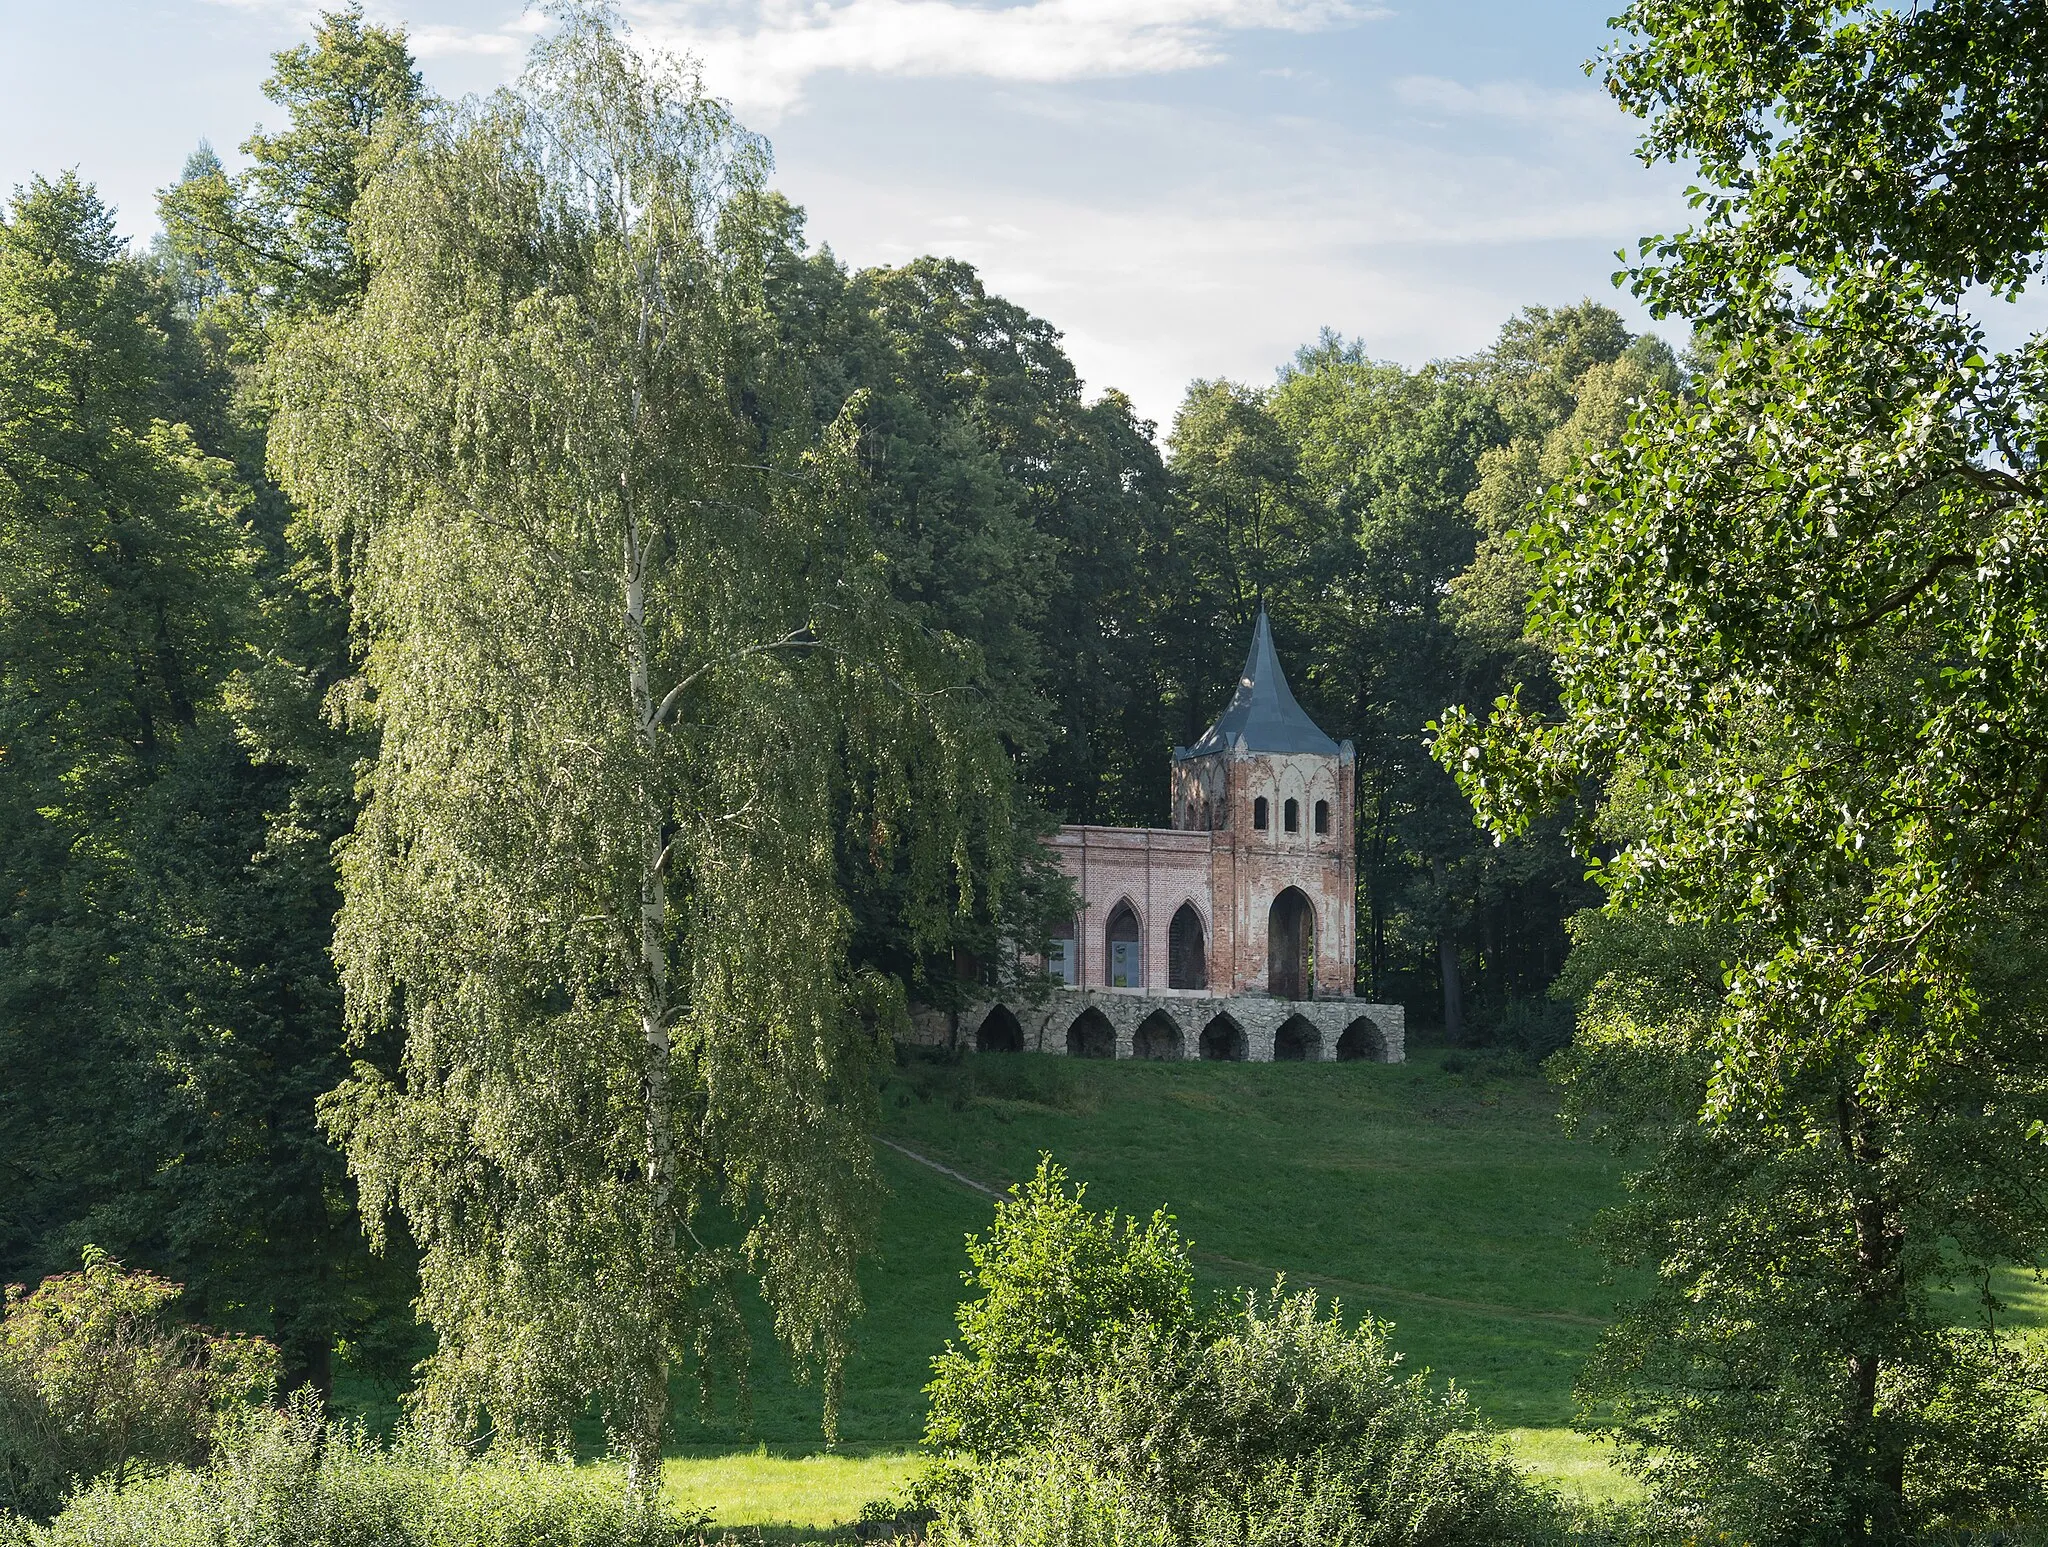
[1187,607,1339,757]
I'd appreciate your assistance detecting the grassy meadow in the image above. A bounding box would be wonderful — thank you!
[657,1044,1646,1516]
[336,1044,2048,1527]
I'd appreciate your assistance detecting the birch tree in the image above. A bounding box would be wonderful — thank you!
[269,7,1013,1496]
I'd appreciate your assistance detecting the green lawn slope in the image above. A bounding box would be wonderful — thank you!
[332,1043,2046,1523]
[694,1046,1633,1450]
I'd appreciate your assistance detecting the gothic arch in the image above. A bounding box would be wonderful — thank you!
[1133,1009,1184,1061]
[1067,1007,1116,1060]
[976,1003,1025,1053]
[1105,898,1144,989]
[1274,1014,1321,1061]
[1268,887,1316,1001]
[1336,1018,1386,1063]
[1200,1013,1248,1062]
[1167,901,1208,991]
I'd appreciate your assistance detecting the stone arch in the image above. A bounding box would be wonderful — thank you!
[1274,1014,1321,1061]
[1134,1009,1184,1061]
[1067,1007,1116,1059]
[1167,901,1208,991]
[1336,1018,1386,1062]
[976,1003,1025,1053]
[1199,1013,1248,1062]
[1268,887,1316,1000]
[1105,898,1143,988]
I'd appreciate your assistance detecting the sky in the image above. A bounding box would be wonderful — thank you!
[0,0,1701,428]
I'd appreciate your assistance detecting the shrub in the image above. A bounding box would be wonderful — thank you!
[924,1164,1569,1547]
[924,1157,1197,1458]
[0,1248,275,1519]
[1035,1288,1565,1547]
[7,1390,702,1546]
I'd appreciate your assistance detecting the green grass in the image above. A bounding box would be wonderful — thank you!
[334,1045,2048,1526]
[864,1048,1632,1433]
[661,1448,926,1531]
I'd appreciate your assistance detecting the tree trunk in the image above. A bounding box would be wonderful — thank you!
[622,476,674,1507]
[1837,1087,1905,1546]
[1432,858,1463,1045]
[1438,933,1464,1046]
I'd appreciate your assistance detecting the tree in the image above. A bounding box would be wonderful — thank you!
[0,173,252,1313]
[924,1157,1196,1460]
[0,1248,275,1520]
[1156,326,1619,1036]
[271,8,1019,1499]
[158,3,426,334]
[1438,1,2048,1537]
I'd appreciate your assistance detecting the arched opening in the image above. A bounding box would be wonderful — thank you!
[1274,1015,1321,1061]
[1253,796,1269,830]
[1284,797,1299,833]
[1168,903,1207,991]
[1200,1014,1248,1061]
[1105,900,1142,988]
[1067,1007,1116,1059]
[1134,1010,1183,1061]
[1314,799,1330,835]
[1268,887,1315,1000]
[976,1004,1025,1053]
[1337,1018,1385,1062]
[1047,917,1078,985]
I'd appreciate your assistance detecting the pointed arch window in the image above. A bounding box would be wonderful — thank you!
[1168,903,1207,990]
[1283,797,1300,833]
[1105,900,1143,989]
[1253,796,1269,831]
[1313,799,1330,835]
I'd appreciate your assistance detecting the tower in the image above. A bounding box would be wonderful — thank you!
[1170,608,1355,998]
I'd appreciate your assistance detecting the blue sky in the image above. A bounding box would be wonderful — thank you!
[2,1,1699,427]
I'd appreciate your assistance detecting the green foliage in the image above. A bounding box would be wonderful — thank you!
[158,3,426,332]
[1,154,400,1400]
[269,6,1019,1494]
[0,1249,276,1520]
[925,1157,1196,1458]
[8,1391,699,1546]
[929,1279,1566,1547]
[1437,2,2048,1539]
[1154,315,1652,1037]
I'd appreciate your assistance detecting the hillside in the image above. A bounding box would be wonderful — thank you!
[679,1046,1634,1451]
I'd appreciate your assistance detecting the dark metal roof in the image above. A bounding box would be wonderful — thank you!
[1186,607,1340,758]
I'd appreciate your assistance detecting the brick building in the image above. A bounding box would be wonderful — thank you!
[931,610,1404,1063]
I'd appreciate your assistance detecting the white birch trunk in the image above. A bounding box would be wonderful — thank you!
[621,276,674,1506]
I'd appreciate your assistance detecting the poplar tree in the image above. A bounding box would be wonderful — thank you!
[269,7,1014,1495]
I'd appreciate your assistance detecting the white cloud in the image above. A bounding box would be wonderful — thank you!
[624,0,1388,118]
[1391,74,1625,134]
[777,100,1691,425]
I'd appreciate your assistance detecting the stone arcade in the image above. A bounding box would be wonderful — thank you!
[928,609,1404,1063]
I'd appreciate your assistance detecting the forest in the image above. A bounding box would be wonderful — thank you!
[2,1,2046,1544]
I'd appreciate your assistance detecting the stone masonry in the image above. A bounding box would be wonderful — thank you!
[915,990,1405,1063]
[911,609,1405,1065]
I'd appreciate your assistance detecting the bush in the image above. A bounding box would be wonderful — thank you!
[0,1248,275,1520]
[1030,1288,1563,1547]
[923,1165,1569,1547]
[924,1157,1197,1458]
[6,1391,702,1546]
